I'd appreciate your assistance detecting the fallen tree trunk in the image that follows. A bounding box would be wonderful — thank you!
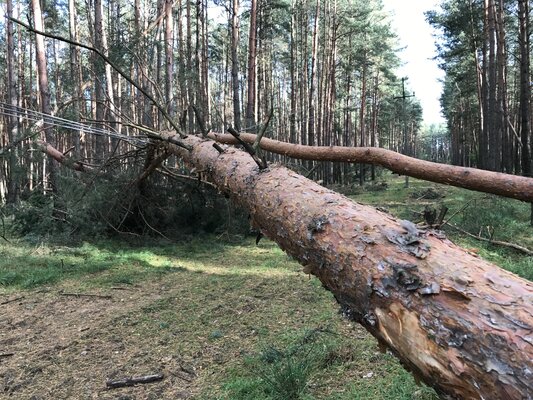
[208,132,533,203]
[165,133,533,400]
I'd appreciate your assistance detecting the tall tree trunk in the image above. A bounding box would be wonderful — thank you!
[31,0,57,193]
[94,0,107,158]
[68,0,83,156]
[519,0,531,176]
[230,0,241,131]
[487,0,498,171]
[359,57,367,186]
[245,0,258,131]
[289,3,297,144]
[307,0,320,147]
[5,0,19,204]
[495,0,508,172]
[164,0,174,120]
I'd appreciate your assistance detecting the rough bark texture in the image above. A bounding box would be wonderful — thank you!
[166,134,533,400]
[208,132,533,203]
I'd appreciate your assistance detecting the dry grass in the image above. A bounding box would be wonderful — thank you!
[0,237,437,399]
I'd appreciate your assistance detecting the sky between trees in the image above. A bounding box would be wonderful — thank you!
[383,0,445,126]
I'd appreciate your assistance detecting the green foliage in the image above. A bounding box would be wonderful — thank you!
[222,329,328,400]
[7,169,249,240]
[457,195,529,244]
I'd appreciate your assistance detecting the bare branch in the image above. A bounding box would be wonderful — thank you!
[10,17,190,149]
[208,132,533,203]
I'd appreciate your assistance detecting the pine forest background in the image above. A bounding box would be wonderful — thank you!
[0,0,531,237]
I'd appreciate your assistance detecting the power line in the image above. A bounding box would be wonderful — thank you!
[0,102,149,146]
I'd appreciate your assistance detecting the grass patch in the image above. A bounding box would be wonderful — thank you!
[0,173,529,398]
[218,327,438,400]
[352,172,533,280]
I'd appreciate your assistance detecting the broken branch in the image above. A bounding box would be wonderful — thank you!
[208,132,533,203]
[59,292,112,299]
[106,373,164,389]
[444,222,533,256]
[227,127,267,170]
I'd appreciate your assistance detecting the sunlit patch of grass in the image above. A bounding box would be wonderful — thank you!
[351,172,532,280]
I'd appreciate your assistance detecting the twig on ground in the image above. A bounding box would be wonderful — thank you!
[59,292,112,299]
[106,373,164,389]
[1,296,25,305]
[0,353,15,358]
[444,222,533,256]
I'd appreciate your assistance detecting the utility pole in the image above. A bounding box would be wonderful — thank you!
[395,77,415,188]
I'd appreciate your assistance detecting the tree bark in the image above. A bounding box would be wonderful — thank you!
[164,0,174,119]
[208,132,533,203]
[518,0,531,177]
[31,0,58,193]
[94,0,107,158]
[5,0,19,204]
[230,0,241,131]
[163,133,533,400]
[245,0,258,130]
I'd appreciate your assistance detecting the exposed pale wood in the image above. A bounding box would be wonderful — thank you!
[37,140,93,172]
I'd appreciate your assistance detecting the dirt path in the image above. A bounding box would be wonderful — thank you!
[0,281,196,399]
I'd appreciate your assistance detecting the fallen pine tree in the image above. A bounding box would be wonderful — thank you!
[17,19,533,398]
[207,132,533,203]
[159,133,533,400]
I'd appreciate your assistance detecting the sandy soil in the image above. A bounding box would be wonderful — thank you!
[0,282,197,400]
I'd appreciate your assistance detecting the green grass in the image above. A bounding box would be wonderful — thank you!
[0,173,530,398]
[352,172,533,280]
[0,239,186,290]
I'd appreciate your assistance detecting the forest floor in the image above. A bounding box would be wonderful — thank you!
[1,173,531,400]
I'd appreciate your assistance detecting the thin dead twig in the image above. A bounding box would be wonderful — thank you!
[59,292,112,299]
[106,373,164,389]
[1,296,25,305]
[444,222,533,256]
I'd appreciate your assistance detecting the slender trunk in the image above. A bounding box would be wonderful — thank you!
[307,0,320,147]
[245,0,258,130]
[31,0,57,193]
[359,57,367,186]
[164,0,174,119]
[6,0,19,204]
[289,4,297,144]
[487,0,498,171]
[519,0,531,176]
[230,0,241,131]
[94,0,107,158]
